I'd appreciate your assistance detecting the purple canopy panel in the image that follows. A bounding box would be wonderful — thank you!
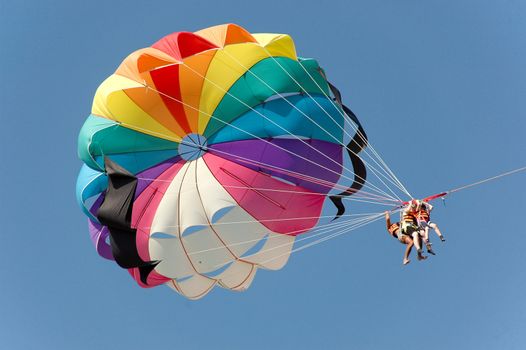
[209,138,343,194]
[88,193,105,218]
[135,156,181,198]
[88,218,113,260]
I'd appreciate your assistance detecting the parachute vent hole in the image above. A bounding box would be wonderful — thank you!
[175,275,192,283]
[272,134,309,140]
[264,92,302,103]
[211,206,235,223]
[178,133,207,161]
[204,262,233,278]
[151,232,176,239]
[181,225,206,237]
[241,235,269,258]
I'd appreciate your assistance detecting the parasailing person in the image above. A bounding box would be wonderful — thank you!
[415,200,445,255]
[385,211,426,265]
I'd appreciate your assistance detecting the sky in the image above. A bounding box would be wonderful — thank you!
[1,0,525,349]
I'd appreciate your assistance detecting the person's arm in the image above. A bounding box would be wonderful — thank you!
[385,211,392,233]
[424,202,433,212]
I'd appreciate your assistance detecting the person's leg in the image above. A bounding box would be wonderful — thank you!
[411,228,422,252]
[415,234,427,261]
[430,222,445,242]
[401,236,413,265]
[422,224,436,255]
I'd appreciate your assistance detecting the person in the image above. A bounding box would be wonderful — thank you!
[400,200,426,257]
[416,200,445,255]
[385,211,426,265]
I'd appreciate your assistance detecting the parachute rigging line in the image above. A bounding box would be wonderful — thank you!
[174,48,413,203]
[447,166,526,195]
[395,166,526,209]
[219,49,408,198]
[269,50,412,198]
[121,78,399,201]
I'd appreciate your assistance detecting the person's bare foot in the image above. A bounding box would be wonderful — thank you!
[417,254,427,261]
[403,258,410,265]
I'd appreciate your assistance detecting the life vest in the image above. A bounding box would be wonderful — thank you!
[417,208,430,222]
[388,222,400,237]
[402,211,417,225]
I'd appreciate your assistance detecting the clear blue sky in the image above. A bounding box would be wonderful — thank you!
[1,1,525,349]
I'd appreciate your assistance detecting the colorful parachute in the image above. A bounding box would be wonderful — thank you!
[76,24,367,299]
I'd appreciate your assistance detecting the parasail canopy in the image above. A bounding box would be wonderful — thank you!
[76,23,369,299]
